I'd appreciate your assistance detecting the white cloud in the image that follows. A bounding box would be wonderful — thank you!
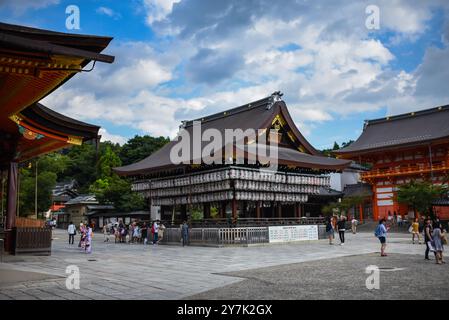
[38,0,449,149]
[99,128,128,145]
[0,0,59,15]
[143,0,181,25]
[96,6,121,20]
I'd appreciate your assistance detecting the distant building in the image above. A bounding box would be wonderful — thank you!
[61,195,99,228]
[335,104,449,221]
[50,180,78,213]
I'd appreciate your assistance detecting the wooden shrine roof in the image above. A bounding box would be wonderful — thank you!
[0,22,113,164]
[114,93,350,176]
[335,104,449,158]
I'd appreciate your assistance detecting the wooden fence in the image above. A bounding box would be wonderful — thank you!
[12,227,52,255]
[160,224,326,247]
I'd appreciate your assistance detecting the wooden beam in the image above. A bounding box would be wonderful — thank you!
[256,201,261,219]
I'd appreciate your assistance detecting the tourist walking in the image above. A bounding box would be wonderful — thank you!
[158,221,165,244]
[181,221,189,247]
[142,222,148,245]
[375,219,388,256]
[85,224,93,254]
[351,217,358,234]
[152,221,159,245]
[424,218,434,260]
[103,224,109,242]
[432,222,445,264]
[411,218,421,244]
[78,222,86,248]
[336,216,346,245]
[67,221,76,245]
[325,216,334,245]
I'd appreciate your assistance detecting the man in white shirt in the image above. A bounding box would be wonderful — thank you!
[67,221,76,245]
[152,221,159,245]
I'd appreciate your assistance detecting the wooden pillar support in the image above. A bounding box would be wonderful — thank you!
[359,204,363,223]
[256,201,261,219]
[204,203,211,219]
[6,162,18,230]
[277,202,282,218]
[232,198,237,221]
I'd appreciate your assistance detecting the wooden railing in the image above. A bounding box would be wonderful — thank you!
[160,225,326,247]
[12,227,52,255]
[362,161,449,179]
[186,217,325,228]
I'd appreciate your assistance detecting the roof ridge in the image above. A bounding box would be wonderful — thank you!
[366,104,449,126]
[183,93,280,128]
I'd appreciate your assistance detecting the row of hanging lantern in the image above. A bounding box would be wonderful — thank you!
[150,168,330,190]
[234,180,319,194]
[131,181,151,192]
[150,180,231,197]
[235,192,308,203]
[152,191,234,206]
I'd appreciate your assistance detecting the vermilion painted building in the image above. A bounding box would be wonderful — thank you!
[335,105,449,221]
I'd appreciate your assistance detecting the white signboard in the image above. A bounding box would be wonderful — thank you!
[377,199,394,206]
[268,225,318,243]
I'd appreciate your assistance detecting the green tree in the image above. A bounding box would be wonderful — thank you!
[119,135,169,165]
[64,143,98,192]
[396,180,447,219]
[18,154,67,217]
[89,146,144,212]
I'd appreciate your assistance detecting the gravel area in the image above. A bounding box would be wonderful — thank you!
[186,253,449,300]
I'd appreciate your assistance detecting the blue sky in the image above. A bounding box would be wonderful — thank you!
[1,0,449,149]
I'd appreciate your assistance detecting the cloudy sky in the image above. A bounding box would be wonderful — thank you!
[1,0,449,148]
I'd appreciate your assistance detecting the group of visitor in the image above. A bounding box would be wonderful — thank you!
[67,221,93,254]
[325,215,354,246]
[67,219,192,253]
[103,220,165,245]
[375,216,446,262]
[325,212,447,263]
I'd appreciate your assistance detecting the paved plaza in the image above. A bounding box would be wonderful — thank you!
[0,229,445,300]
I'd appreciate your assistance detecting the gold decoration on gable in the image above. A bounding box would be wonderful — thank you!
[67,136,83,145]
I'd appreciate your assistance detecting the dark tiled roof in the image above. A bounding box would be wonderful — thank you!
[335,104,449,155]
[21,103,100,140]
[65,195,98,205]
[0,22,114,63]
[114,93,350,175]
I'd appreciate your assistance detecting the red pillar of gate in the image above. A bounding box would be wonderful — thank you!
[256,201,261,219]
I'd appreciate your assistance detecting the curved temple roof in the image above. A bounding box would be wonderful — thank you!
[114,93,350,176]
[0,22,114,164]
[335,104,449,157]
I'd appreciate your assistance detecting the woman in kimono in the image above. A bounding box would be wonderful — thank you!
[79,223,86,249]
[85,225,93,254]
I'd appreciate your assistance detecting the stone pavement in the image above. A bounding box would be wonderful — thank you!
[0,229,430,300]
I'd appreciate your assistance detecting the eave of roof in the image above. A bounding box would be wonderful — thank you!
[335,104,449,157]
[114,94,349,175]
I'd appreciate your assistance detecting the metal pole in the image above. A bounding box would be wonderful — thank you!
[35,159,38,219]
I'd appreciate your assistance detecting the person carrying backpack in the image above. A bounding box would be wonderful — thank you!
[375,219,388,257]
